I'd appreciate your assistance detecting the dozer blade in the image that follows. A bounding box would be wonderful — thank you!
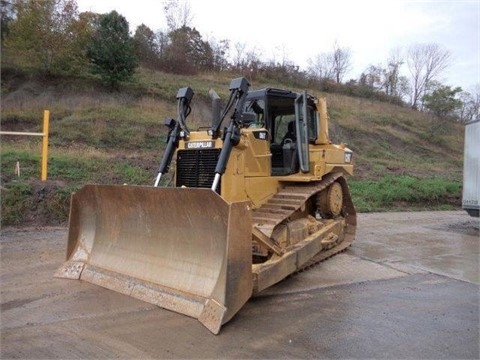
[55,185,253,334]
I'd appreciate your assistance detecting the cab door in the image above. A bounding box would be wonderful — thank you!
[294,90,310,173]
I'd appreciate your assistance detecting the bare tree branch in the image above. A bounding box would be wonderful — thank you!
[164,0,194,31]
[332,40,351,83]
[407,43,451,109]
[308,41,351,83]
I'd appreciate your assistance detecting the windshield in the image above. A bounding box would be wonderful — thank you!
[243,99,265,128]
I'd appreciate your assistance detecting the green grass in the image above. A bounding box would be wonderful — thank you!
[1,143,155,185]
[1,143,156,225]
[1,181,78,226]
[1,182,34,225]
[350,175,462,212]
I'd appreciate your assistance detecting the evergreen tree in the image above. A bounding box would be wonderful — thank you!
[423,84,463,119]
[87,10,137,88]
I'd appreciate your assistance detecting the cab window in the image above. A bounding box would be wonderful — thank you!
[243,99,265,128]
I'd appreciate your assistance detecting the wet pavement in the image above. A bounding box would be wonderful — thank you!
[1,211,479,359]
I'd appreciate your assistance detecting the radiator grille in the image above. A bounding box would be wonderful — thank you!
[176,149,221,190]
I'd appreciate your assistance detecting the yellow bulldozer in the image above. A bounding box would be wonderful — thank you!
[56,77,356,334]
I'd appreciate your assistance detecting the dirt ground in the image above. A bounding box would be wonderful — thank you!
[1,211,479,359]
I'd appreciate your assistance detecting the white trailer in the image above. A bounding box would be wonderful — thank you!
[462,119,479,217]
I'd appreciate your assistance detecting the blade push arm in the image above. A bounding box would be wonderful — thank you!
[154,87,194,187]
[211,77,250,192]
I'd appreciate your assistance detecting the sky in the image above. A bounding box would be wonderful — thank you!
[76,0,480,92]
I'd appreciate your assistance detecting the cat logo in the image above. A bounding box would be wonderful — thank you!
[186,141,214,149]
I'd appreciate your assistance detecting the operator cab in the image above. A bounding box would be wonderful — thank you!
[243,88,318,176]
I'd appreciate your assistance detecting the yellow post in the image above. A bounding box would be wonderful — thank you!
[41,110,50,181]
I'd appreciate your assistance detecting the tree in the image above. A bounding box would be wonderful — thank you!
[359,49,409,102]
[232,42,262,76]
[133,24,158,68]
[307,41,351,83]
[164,0,193,32]
[407,43,451,109]
[383,48,404,97]
[86,10,137,88]
[155,30,169,60]
[331,41,351,83]
[422,84,463,119]
[359,64,383,90]
[5,0,85,74]
[1,0,15,46]
[163,26,213,74]
[233,42,246,69]
[457,88,480,123]
[68,11,100,73]
[307,52,334,81]
[207,36,230,71]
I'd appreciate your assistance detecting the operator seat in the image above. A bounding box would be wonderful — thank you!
[280,121,298,174]
[281,121,296,146]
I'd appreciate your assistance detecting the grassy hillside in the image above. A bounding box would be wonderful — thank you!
[1,67,465,226]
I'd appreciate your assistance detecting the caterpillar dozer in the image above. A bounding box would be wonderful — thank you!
[55,77,356,334]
